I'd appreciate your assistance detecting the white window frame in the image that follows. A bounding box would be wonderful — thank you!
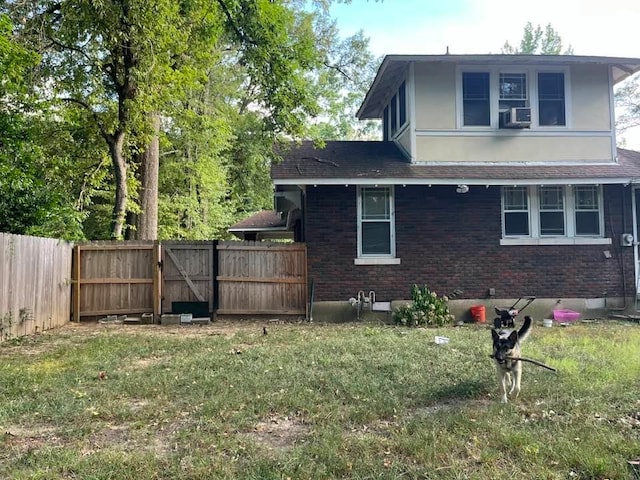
[500,185,609,246]
[355,185,400,265]
[456,66,571,130]
[537,71,567,127]
[538,186,566,236]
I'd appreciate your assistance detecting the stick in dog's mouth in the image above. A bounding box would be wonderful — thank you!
[489,354,558,373]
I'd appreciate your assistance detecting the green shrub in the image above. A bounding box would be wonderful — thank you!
[392,284,454,327]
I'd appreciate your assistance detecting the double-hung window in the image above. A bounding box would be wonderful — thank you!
[462,72,490,126]
[358,186,395,257]
[574,186,601,235]
[538,72,566,126]
[503,187,530,236]
[539,186,565,236]
[502,185,603,242]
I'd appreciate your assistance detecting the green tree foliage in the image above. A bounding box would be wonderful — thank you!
[615,75,640,144]
[0,14,88,239]
[502,22,573,55]
[307,24,382,140]
[2,1,379,240]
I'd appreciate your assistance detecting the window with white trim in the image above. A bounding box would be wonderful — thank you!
[385,82,408,137]
[462,72,490,126]
[358,186,395,257]
[390,94,397,134]
[538,72,566,126]
[459,68,567,128]
[574,185,601,235]
[539,186,565,236]
[502,185,603,239]
[503,187,530,236]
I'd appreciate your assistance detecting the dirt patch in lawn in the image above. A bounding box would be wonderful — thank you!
[242,415,310,452]
[1,424,66,457]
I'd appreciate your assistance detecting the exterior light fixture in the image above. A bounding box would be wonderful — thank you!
[456,184,469,194]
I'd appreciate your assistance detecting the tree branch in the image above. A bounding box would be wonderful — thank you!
[42,35,94,64]
[323,60,353,82]
[216,0,258,46]
[60,97,110,142]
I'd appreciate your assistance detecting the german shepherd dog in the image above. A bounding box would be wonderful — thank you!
[491,315,532,403]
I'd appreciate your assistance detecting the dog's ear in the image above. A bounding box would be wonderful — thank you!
[507,330,519,346]
[491,329,499,342]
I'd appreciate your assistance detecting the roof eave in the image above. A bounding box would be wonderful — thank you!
[274,177,638,186]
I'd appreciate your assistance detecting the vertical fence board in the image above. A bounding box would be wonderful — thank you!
[0,233,73,342]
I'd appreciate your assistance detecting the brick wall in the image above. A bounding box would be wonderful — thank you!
[305,184,635,302]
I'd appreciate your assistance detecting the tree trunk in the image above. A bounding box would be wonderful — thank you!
[107,132,128,239]
[135,113,160,240]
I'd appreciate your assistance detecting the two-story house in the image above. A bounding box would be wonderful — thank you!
[245,54,640,321]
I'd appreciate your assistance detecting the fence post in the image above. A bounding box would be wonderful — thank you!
[153,241,162,323]
[72,245,81,322]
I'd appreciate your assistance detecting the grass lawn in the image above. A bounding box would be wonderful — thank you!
[1,319,639,479]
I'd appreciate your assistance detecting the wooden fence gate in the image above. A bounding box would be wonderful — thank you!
[216,241,307,316]
[161,241,215,316]
[72,241,161,321]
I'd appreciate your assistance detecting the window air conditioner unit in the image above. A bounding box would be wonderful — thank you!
[505,107,531,128]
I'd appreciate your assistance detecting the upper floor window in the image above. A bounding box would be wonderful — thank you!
[462,72,490,126]
[398,81,407,126]
[358,186,395,257]
[502,185,603,240]
[460,69,567,128]
[383,105,389,141]
[390,95,397,134]
[385,81,407,139]
[538,72,566,126]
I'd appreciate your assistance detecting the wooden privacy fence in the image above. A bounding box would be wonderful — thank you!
[216,241,307,316]
[0,233,73,342]
[73,240,307,320]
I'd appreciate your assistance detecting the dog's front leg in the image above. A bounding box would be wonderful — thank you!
[510,367,522,399]
[497,370,509,403]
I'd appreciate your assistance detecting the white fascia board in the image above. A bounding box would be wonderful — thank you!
[274,177,636,186]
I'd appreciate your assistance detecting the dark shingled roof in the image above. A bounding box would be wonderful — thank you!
[272,141,640,185]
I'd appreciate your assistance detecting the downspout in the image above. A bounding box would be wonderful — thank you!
[621,186,628,309]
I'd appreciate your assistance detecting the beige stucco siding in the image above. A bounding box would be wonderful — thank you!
[415,135,613,163]
[413,62,457,129]
[570,64,612,130]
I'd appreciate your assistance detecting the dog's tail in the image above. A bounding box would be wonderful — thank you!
[518,315,533,343]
